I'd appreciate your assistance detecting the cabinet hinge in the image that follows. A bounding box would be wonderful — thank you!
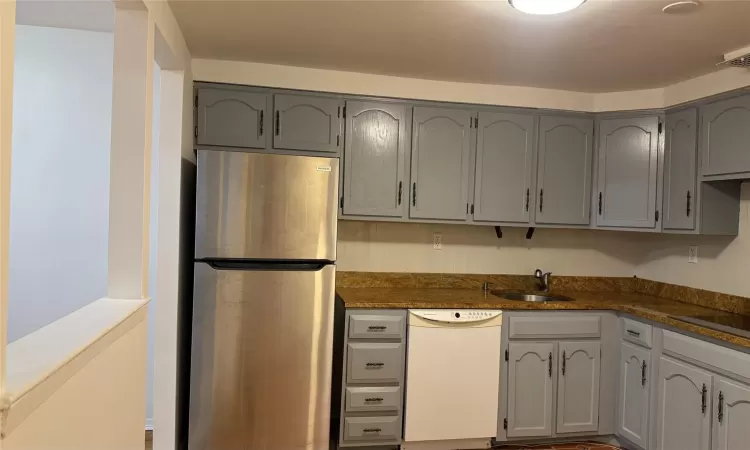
[340,196,344,209]
[471,204,475,214]
[503,418,508,430]
[474,117,479,128]
[655,210,660,222]
[343,106,346,118]
[658,121,663,134]
[337,135,340,146]
[194,126,198,138]
[505,349,509,361]
[194,95,198,108]
[337,106,340,118]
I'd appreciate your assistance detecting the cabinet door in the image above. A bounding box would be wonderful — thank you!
[273,94,341,152]
[409,107,471,220]
[473,111,534,223]
[557,341,601,434]
[618,342,650,449]
[197,88,268,149]
[656,356,711,450]
[596,116,660,228]
[536,116,593,225]
[700,94,750,176]
[663,109,697,230]
[342,102,407,217]
[507,342,554,438]
[714,377,750,450]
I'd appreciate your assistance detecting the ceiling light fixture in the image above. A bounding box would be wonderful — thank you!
[509,0,586,15]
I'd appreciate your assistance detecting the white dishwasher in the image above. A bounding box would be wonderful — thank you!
[403,309,502,445]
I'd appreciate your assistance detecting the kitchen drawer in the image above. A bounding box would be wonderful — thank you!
[349,314,405,340]
[347,342,403,384]
[508,315,601,339]
[621,317,652,348]
[343,416,400,442]
[663,330,750,380]
[345,386,402,412]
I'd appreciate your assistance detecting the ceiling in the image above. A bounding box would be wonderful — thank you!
[169,0,750,93]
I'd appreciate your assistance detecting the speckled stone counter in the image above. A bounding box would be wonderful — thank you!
[336,272,750,350]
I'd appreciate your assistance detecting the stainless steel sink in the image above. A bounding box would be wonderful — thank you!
[492,292,574,302]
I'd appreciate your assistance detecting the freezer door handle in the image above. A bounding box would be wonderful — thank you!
[200,259,333,271]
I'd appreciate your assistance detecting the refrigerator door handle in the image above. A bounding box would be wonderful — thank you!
[201,259,333,271]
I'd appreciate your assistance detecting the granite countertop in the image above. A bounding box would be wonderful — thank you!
[336,287,750,350]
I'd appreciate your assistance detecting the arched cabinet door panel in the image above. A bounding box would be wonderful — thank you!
[197,88,268,149]
[700,94,750,177]
[506,342,555,438]
[273,94,341,153]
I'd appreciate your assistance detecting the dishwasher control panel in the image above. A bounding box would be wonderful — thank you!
[409,309,502,324]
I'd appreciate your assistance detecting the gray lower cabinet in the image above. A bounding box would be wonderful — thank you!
[700,94,750,178]
[618,342,650,449]
[409,107,472,221]
[473,111,534,223]
[342,101,408,218]
[535,116,594,225]
[713,377,750,450]
[506,341,555,438]
[338,310,406,448]
[196,88,268,149]
[596,116,661,229]
[656,356,712,450]
[663,108,697,231]
[556,341,601,434]
[273,94,341,152]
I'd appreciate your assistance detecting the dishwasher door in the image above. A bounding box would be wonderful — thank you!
[403,310,502,443]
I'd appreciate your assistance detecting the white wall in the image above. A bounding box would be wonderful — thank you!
[338,221,646,276]
[8,25,113,342]
[636,183,750,298]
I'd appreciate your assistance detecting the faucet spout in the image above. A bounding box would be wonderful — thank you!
[533,269,552,292]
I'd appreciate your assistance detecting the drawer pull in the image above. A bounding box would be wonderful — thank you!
[364,397,384,403]
[363,428,382,434]
[367,326,387,331]
[365,362,384,368]
[627,329,641,337]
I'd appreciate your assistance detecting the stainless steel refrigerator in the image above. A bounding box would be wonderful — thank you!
[188,150,338,450]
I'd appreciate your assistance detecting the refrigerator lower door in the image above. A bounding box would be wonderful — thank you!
[189,262,336,450]
[195,150,339,261]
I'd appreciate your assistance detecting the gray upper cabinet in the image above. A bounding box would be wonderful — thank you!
[273,94,341,153]
[409,107,472,221]
[473,111,534,223]
[663,109,697,231]
[342,101,408,218]
[535,116,593,225]
[700,94,750,177]
[596,116,660,229]
[197,88,268,149]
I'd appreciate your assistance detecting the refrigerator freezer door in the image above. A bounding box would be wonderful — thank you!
[189,262,336,450]
[195,150,339,260]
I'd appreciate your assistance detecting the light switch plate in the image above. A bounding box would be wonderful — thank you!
[433,232,443,250]
[688,246,698,264]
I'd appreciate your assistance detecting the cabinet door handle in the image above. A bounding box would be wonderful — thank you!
[686,190,691,217]
[627,329,641,337]
[539,189,544,213]
[562,350,566,376]
[412,183,417,207]
[718,391,724,423]
[397,181,402,205]
[701,383,707,414]
[525,188,530,211]
[275,111,280,136]
[598,192,603,215]
[259,110,264,136]
[641,361,647,386]
[548,352,553,378]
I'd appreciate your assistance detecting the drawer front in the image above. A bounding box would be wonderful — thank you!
[347,343,403,383]
[349,314,405,340]
[663,330,750,380]
[508,315,601,339]
[344,416,400,442]
[622,317,652,348]
[345,386,402,412]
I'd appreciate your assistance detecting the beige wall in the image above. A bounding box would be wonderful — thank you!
[338,221,646,276]
[635,183,750,298]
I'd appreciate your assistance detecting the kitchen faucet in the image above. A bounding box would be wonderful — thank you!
[534,269,551,292]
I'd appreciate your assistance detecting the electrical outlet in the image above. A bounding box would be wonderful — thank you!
[433,232,443,250]
[688,246,698,264]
